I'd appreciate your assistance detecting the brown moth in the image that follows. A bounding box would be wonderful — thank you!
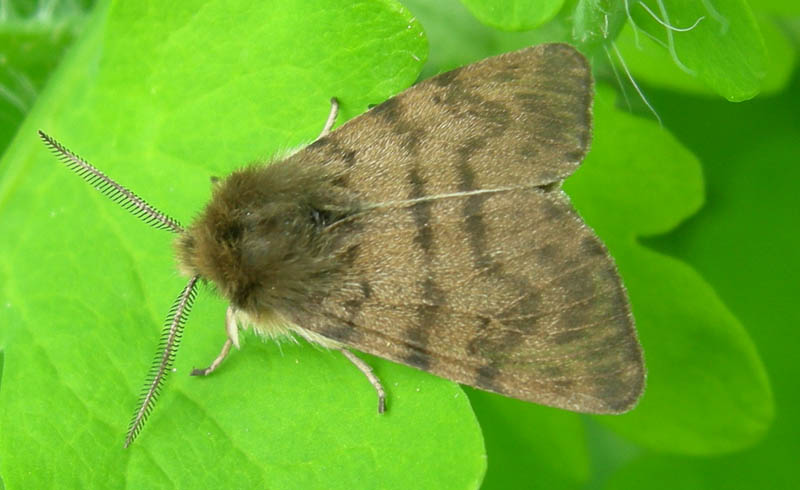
[39,43,645,448]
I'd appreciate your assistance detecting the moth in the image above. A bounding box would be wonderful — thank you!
[39,43,645,447]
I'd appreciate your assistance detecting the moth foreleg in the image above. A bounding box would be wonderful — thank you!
[316,97,339,140]
[339,348,386,413]
[190,306,240,376]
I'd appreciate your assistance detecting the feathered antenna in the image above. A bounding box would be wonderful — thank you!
[38,130,200,447]
[37,130,184,233]
[125,276,199,447]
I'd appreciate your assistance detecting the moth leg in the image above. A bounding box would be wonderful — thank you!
[191,306,240,376]
[190,339,232,376]
[339,348,386,413]
[225,305,241,349]
[316,97,339,140]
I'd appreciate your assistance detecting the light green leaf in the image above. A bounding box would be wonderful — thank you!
[458,0,566,31]
[755,12,797,94]
[571,0,629,47]
[467,388,589,490]
[403,0,569,77]
[617,0,767,101]
[757,0,800,15]
[0,1,487,488]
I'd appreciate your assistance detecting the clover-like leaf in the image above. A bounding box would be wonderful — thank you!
[615,0,767,101]
[566,84,773,454]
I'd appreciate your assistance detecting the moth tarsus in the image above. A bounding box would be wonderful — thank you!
[192,304,240,376]
[340,348,387,413]
[190,338,234,377]
[42,42,645,447]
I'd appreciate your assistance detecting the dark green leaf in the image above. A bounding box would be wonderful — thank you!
[566,84,773,454]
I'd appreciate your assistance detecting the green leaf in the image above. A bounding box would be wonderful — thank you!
[565,84,774,454]
[754,12,797,95]
[616,0,767,101]
[3,1,796,488]
[403,0,570,78]
[0,1,487,488]
[458,0,566,31]
[632,67,800,490]
[466,388,589,490]
[571,0,629,47]
[758,0,800,15]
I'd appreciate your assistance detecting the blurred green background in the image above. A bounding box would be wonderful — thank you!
[0,0,797,488]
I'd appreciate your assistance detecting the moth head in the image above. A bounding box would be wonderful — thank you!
[174,171,260,305]
[175,165,348,312]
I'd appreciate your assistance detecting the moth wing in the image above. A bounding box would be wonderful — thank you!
[304,187,644,413]
[290,43,592,199]
[282,43,642,411]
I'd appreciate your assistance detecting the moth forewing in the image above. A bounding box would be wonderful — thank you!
[42,42,644,447]
[272,43,644,413]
